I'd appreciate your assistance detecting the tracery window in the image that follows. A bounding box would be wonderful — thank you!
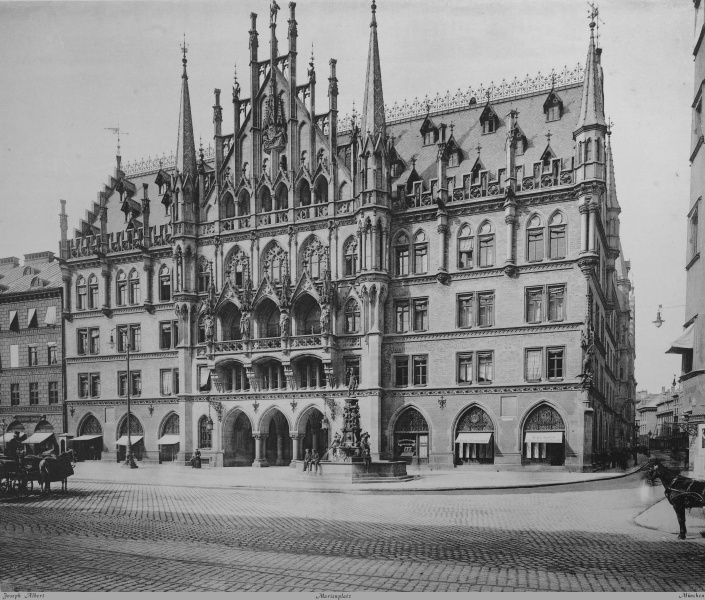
[115,271,127,306]
[344,298,360,333]
[197,258,211,293]
[527,215,544,262]
[76,276,87,310]
[478,222,495,267]
[159,265,171,301]
[343,237,358,276]
[128,269,140,305]
[395,233,410,276]
[458,224,473,269]
[548,212,567,259]
[88,274,99,309]
[413,231,428,274]
[263,244,287,284]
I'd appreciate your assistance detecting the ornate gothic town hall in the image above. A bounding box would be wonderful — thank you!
[58,1,636,471]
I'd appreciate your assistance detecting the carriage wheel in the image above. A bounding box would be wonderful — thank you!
[0,477,10,497]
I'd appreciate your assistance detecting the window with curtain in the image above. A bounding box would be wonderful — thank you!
[88,274,99,308]
[413,231,428,274]
[549,212,566,259]
[76,276,87,310]
[478,292,494,327]
[128,270,141,304]
[458,294,473,328]
[526,288,543,323]
[478,223,494,267]
[116,271,127,306]
[548,286,565,321]
[458,353,473,384]
[345,299,360,333]
[526,349,542,382]
[527,215,544,262]
[396,301,410,333]
[477,352,493,384]
[413,299,428,332]
[395,234,410,275]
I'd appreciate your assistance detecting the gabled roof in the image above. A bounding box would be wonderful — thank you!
[543,88,563,113]
[479,102,500,124]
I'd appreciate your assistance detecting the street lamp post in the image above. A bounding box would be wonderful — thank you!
[110,329,138,469]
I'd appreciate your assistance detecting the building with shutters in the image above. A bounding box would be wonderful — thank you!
[0,252,65,455]
[59,1,636,470]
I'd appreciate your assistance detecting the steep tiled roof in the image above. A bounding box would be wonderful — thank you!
[0,260,62,295]
[387,83,582,189]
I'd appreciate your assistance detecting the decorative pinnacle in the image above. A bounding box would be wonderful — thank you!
[607,117,614,134]
[476,143,482,156]
[371,0,377,26]
[310,42,314,68]
[105,125,128,157]
[546,130,552,143]
[181,33,188,66]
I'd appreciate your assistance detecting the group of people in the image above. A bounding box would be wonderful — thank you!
[302,449,321,474]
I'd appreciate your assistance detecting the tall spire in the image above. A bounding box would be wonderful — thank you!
[175,36,198,190]
[360,0,385,141]
[575,16,606,131]
[605,123,620,211]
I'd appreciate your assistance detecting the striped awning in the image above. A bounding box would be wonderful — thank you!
[666,324,694,354]
[23,432,55,444]
[115,436,143,446]
[455,432,493,444]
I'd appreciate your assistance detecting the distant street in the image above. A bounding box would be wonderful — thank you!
[1,473,704,593]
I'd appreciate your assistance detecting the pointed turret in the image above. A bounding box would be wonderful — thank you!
[360,0,385,142]
[605,128,619,211]
[575,19,606,132]
[175,41,198,202]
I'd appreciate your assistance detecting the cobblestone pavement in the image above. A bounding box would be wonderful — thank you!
[1,473,704,593]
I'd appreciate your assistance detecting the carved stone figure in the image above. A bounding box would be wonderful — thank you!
[204,313,214,342]
[319,305,331,335]
[270,0,280,23]
[240,313,251,338]
[582,345,595,376]
[279,311,290,337]
[347,370,358,396]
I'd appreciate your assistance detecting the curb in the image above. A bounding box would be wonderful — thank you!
[67,466,643,495]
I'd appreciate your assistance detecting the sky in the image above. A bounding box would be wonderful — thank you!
[0,0,693,393]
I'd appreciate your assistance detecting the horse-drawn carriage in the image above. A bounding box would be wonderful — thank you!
[0,451,75,498]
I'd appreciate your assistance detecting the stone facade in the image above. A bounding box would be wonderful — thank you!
[59,2,636,471]
[0,253,65,453]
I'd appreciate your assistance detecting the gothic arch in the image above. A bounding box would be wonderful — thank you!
[299,234,328,278]
[222,407,256,467]
[77,412,103,437]
[388,404,432,465]
[313,174,329,204]
[255,405,292,435]
[257,184,273,212]
[449,402,497,440]
[260,240,288,283]
[518,400,568,448]
[274,182,289,211]
[159,411,180,437]
[222,191,236,218]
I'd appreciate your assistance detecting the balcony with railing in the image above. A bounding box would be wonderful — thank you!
[64,223,172,259]
[296,204,328,221]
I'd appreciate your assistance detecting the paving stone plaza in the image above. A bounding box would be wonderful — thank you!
[1,467,704,593]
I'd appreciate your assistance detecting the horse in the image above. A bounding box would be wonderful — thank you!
[646,458,705,540]
[38,452,74,494]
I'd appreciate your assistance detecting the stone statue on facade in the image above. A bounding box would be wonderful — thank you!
[319,305,331,335]
[347,370,358,396]
[240,313,251,339]
[279,311,290,337]
[204,313,215,342]
[270,0,280,23]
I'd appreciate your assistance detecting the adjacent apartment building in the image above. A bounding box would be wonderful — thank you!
[59,2,636,470]
[0,252,65,454]
[668,1,705,428]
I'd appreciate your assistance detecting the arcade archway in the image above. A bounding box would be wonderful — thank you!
[393,407,429,465]
[454,406,495,465]
[223,410,256,467]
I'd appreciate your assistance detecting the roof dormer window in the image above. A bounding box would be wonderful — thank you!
[479,104,500,135]
[420,114,439,146]
[544,90,563,122]
[448,151,460,167]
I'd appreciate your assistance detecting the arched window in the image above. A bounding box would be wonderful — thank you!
[523,404,565,466]
[298,180,311,206]
[87,274,99,309]
[128,270,140,305]
[115,271,127,306]
[413,231,428,274]
[198,258,211,292]
[313,177,328,204]
[395,233,410,276]
[301,237,326,280]
[345,298,360,333]
[76,276,87,310]
[263,244,287,284]
[393,408,429,465]
[259,187,272,212]
[478,222,495,267]
[339,181,350,201]
[527,215,544,262]
[578,141,583,165]
[585,138,592,162]
[595,138,602,162]
[223,193,236,218]
[238,190,250,215]
[198,416,212,449]
[220,304,242,341]
[458,224,473,269]
[548,212,567,259]
[198,314,207,344]
[297,357,325,389]
[275,184,288,211]
[297,295,321,335]
[159,265,171,301]
[259,359,285,390]
[343,237,358,276]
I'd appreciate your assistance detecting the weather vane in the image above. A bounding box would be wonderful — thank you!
[181,33,189,63]
[587,2,604,45]
[105,125,128,156]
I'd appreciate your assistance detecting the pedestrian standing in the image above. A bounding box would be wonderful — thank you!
[303,449,311,472]
[312,449,320,475]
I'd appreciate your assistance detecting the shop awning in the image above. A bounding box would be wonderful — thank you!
[525,431,564,444]
[455,432,493,444]
[72,435,102,442]
[44,306,57,325]
[115,436,143,446]
[666,324,694,354]
[23,432,55,444]
[3,432,26,442]
[157,435,180,445]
